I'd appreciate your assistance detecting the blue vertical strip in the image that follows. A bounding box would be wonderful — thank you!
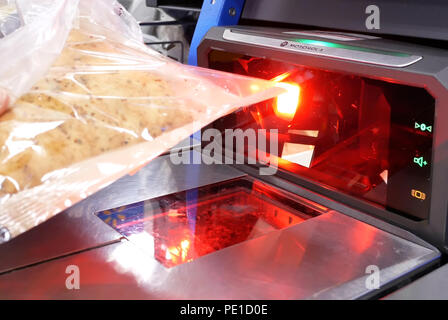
[186,136,201,235]
[186,186,199,235]
[188,0,245,66]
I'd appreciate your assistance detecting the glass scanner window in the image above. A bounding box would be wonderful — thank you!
[96,178,324,268]
[208,51,435,220]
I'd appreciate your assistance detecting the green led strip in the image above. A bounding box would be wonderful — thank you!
[294,39,410,57]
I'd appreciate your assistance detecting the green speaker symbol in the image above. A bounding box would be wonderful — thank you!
[414,156,428,167]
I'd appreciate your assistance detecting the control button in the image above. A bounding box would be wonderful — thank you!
[413,156,428,167]
[411,189,426,200]
[414,122,432,133]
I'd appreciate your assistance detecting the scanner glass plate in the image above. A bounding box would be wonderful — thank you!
[96,178,324,268]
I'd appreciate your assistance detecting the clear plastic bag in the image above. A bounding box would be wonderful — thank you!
[0,0,78,102]
[0,0,282,241]
[0,0,21,38]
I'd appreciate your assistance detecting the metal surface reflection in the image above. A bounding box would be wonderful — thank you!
[0,211,438,299]
[0,151,440,299]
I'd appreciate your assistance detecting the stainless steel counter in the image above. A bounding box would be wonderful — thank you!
[385,263,448,300]
[0,151,440,299]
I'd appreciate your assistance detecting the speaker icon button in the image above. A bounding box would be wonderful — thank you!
[413,156,428,168]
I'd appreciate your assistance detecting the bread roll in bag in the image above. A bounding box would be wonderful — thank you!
[0,0,282,241]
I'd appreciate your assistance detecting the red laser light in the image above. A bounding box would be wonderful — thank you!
[274,82,301,120]
[271,72,301,121]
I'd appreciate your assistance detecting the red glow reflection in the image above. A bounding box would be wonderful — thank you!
[104,179,322,268]
[352,221,377,253]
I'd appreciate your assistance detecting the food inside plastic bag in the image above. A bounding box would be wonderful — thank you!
[0,0,282,241]
[0,29,194,195]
